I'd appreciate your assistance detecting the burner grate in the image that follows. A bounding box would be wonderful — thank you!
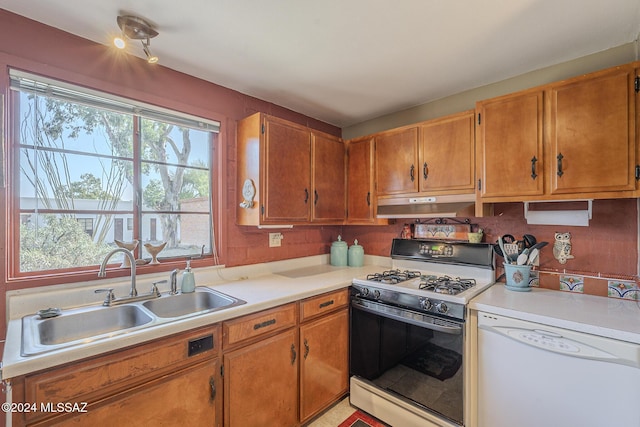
[419,275,477,295]
[366,269,422,284]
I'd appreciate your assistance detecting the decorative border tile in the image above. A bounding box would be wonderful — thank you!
[559,275,584,293]
[607,281,639,300]
[528,270,539,287]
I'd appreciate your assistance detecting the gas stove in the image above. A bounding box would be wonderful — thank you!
[352,239,496,321]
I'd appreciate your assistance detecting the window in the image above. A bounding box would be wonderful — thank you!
[77,218,94,237]
[10,70,220,276]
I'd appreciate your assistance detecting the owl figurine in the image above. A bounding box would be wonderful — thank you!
[553,232,574,264]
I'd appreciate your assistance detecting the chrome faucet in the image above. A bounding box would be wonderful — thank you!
[98,247,137,297]
[169,269,179,295]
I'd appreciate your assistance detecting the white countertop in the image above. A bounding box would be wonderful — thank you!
[469,283,640,344]
[2,255,389,379]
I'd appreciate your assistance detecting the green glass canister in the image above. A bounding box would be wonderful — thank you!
[330,235,348,266]
[348,239,364,267]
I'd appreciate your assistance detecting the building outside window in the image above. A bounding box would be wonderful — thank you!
[77,218,94,238]
[9,70,219,277]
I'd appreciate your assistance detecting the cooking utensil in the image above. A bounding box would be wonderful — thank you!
[526,248,540,266]
[498,236,510,264]
[522,234,537,249]
[529,241,548,251]
[504,243,519,260]
[516,249,530,265]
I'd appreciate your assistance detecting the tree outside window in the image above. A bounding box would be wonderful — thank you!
[11,73,217,275]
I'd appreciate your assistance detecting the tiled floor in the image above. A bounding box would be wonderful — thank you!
[306,397,357,427]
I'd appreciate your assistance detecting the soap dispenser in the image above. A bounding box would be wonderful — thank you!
[181,259,196,293]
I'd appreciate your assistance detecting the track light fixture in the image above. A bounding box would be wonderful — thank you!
[114,15,159,64]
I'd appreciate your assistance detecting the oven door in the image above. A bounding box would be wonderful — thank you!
[350,296,465,426]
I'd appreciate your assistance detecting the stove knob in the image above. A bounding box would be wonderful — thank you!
[420,298,433,310]
[361,288,370,297]
[372,290,381,299]
[436,302,448,314]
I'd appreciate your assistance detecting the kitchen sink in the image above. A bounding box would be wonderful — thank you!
[142,287,245,318]
[21,287,246,357]
[22,305,153,356]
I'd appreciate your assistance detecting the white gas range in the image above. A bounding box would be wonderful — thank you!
[352,239,496,321]
[350,238,495,427]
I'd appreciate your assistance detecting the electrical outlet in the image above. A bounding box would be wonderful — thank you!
[269,233,283,247]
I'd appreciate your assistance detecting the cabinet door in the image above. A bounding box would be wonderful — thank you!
[420,111,475,193]
[476,90,544,198]
[224,329,298,427]
[311,133,345,222]
[549,65,636,194]
[50,360,220,427]
[346,138,375,223]
[375,126,419,195]
[263,117,311,222]
[299,309,349,423]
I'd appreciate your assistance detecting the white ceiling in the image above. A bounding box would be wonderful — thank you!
[2,1,639,128]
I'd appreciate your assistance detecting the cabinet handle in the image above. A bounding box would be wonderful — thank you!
[319,299,334,308]
[209,376,216,401]
[531,156,538,179]
[557,153,564,177]
[423,162,428,180]
[291,344,297,365]
[314,190,319,205]
[303,338,310,359]
[366,192,371,206]
[253,318,276,330]
[410,164,415,182]
[304,188,309,204]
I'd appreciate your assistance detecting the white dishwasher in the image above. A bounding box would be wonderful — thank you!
[477,311,640,427]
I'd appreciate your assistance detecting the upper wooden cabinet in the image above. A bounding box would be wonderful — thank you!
[476,61,639,209]
[476,89,545,199]
[346,137,377,224]
[237,113,345,226]
[420,110,475,193]
[548,65,637,195]
[374,125,420,196]
[311,132,346,222]
[374,111,475,200]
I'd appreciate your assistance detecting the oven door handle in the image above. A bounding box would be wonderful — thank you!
[352,300,463,335]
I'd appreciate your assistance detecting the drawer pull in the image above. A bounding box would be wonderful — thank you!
[253,318,276,330]
[319,300,334,309]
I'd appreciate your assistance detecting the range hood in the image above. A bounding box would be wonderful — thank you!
[376,194,476,218]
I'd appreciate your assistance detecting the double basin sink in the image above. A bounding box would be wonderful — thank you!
[21,287,246,356]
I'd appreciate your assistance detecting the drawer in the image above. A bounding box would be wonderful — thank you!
[300,289,349,322]
[223,303,297,348]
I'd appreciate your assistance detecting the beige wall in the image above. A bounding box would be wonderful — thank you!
[342,42,638,139]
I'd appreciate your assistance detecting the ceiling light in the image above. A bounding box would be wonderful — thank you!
[142,40,159,64]
[113,36,126,49]
[114,15,159,63]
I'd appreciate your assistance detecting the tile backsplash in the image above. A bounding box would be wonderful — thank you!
[536,270,639,300]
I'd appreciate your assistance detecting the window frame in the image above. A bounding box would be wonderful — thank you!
[5,70,223,288]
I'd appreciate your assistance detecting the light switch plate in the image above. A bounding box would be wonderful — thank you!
[269,233,283,247]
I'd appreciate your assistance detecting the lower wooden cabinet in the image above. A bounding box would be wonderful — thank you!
[299,308,349,423]
[223,329,299,427]
[222,289,349,427]
[49,360,220,427]
[12,326,221,427]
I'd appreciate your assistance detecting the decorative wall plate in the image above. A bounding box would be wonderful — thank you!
[239,179,256,209]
